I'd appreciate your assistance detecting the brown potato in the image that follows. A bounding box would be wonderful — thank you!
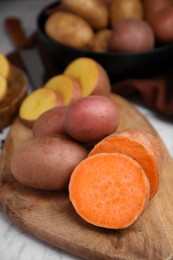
[10,136,88,190]
[110,0,143,28]
[60,0,109,30]
[149,6,173,43]
[32,106,67,138]
[45,11,94,50]
[108,18,155,53]
[64,95,120,144]
[91,29,112,53]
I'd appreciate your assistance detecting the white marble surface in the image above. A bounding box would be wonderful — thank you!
[0,1,173,260]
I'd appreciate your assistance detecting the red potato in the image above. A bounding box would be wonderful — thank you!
[10,136,88,190]
[142,0,172,23]
[108,18,155,53]
[64,57,111,97]
[149,6,173,43]
[32,106,67,137]
[44,74,82,105]
[64,95,120,144]
[19,88,64,128]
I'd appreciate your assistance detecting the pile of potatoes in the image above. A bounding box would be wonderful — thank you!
[11,95,120,191]
[11,57,120,191]
[45,0,173,53]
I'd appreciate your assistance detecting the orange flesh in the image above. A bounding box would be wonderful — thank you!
[89,134,161,200]
[69,153,149,229]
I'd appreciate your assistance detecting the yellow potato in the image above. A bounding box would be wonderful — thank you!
[45,11,94,50]
[61,0,109,30]
[0,53,10,79]
[110,0,143,28]
[0,75,8,101]
[91,29,112,52]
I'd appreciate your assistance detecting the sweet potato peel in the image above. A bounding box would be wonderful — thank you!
[89,128,164,200]
[69,153,150,229]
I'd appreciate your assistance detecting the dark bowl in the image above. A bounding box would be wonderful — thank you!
[37,1,173,83]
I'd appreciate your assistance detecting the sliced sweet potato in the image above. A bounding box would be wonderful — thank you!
[69,153,150,229]
[89,128,164,200]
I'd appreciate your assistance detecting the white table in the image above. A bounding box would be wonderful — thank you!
[0,1,172,260]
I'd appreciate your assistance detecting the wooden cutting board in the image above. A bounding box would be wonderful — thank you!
[0,94,173,260]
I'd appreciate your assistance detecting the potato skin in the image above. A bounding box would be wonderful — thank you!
[61,0,109,30]
[10,136,88,190]
[143,0,171,23]
[32,106,67,138]
[149,7,173,43]
[45,11,94,50]
[110,0,143,28]
[64,95,120,144]
[91,29,112,53]
[109,18,155,53]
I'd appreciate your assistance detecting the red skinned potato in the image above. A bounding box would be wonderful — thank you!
[19,88,64,128]
[149,6,173,43]
[64,57,111,97]
[33,106,67,137]
[108,18,155,53]
[143,0,172,23]
[64,95,120,144]
[10,136,88,190]
[44,74,82,105]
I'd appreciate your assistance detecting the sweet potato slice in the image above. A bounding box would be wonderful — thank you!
[69,153,150,229]
[89,128,164,200]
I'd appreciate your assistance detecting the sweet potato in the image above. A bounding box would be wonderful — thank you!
[89,128,164,199]
[64,95,120,144]
[32,106,67,137]
[69,153,150,229]
[45,11,94,50]
[11,136,88,190]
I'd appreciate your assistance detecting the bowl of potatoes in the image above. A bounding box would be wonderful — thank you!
[37,0,173,83]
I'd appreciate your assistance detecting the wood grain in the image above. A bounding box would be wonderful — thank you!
[0,94,173,260]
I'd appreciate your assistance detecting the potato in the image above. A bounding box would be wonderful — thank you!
[64,95,120,144]
[91,29,112,53]
[110,0,143,28]
[0,75,8,102]
[108,18,155,53]
[10,136,88,190]
[19,88,64,128]
[44,74,82,105]
[64,57,111,97]
[0,52,10,79]
[149,6,173,43]
[45,11,94,50]
[143,0,171,23]
[60,0,109,30]
[33,106,67,138]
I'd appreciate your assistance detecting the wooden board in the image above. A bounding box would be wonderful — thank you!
[0,94,173,260]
